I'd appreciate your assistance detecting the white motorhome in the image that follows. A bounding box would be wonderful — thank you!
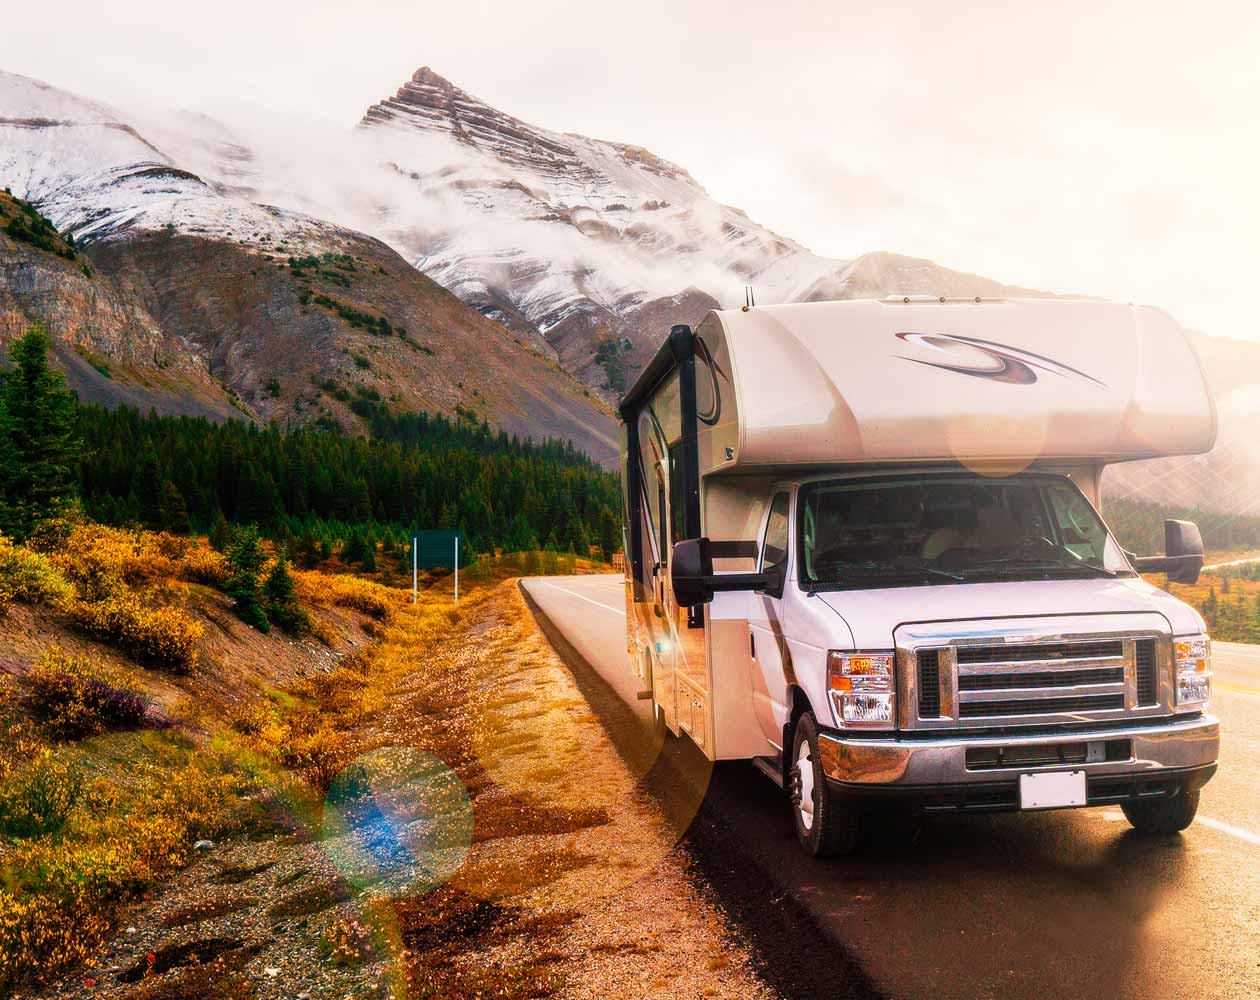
[619,297,1219,856]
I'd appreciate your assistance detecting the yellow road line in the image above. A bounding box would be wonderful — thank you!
[1214,681,1260,697]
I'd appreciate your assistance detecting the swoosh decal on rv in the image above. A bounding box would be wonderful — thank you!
[895,332,1107,388]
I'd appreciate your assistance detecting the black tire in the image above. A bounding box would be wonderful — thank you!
[1122,789,1200,835]
[790,712,861,857]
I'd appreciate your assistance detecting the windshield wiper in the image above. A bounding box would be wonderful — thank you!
[962,557,1117,579]
[922,566,966,581]
[805,566,964,589]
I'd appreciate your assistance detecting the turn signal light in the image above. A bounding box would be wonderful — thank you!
[1174,634,1211,707]
[827,651,895,727]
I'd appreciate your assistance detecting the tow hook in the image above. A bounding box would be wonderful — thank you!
[788,764,803,806]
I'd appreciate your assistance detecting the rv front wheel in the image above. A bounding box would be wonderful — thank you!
[1121,789,1199,835]
[790,712,861,857]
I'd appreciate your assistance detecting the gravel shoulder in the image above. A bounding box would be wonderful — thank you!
[26,580,776,1000]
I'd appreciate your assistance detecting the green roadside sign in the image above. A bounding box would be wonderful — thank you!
[412,529,466,569]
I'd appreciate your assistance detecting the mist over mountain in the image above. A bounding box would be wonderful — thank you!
[0,70,618,459]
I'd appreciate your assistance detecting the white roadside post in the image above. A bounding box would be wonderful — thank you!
[412,535,417,605]
[454,536,460,605]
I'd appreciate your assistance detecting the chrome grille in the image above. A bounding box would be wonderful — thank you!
[959,694,1125,718]
[901,627,1171,730]
[959,667,1125,691]
[956,640,1123,664]
[954,637,1128,722]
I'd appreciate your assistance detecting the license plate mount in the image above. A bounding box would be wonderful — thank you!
[1019,769,1087,810]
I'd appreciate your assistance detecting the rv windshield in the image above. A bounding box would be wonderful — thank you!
[798,474,1134,590]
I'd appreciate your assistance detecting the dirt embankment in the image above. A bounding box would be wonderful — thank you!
[25,580,775,1000]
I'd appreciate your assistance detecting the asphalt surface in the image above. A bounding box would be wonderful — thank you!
[521,574,1260,1000]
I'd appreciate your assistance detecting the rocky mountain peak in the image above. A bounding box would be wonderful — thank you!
[359,65,698,190]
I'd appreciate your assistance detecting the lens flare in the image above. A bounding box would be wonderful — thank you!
[321,747,473,893]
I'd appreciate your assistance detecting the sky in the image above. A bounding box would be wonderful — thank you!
[5,0,1259,341]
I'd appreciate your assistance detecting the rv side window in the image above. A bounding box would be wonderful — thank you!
[657,477,669,568]
[668,442,685,544]
[760,492,791,582]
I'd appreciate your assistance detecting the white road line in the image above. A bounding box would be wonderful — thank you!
[1198,816,1260,847]
[1100,811,1260,846]
[538,581,626,617]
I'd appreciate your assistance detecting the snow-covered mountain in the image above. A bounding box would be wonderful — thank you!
[4,63,1259,514]
[0,69,620,458]
[68,66,1044,394]
[351,69,1049,384]
[0,72,345,253]
[2,65,1049,394]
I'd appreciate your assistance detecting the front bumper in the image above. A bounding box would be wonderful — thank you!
[817,713,1218,810]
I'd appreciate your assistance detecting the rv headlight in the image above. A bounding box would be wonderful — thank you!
[827,651,895,727]
[1174,634,1211,707]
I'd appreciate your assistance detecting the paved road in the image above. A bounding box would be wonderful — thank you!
[522,575,1260,1000]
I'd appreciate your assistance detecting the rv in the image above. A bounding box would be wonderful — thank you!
[619,297,1219,856]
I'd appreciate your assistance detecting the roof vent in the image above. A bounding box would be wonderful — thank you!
[883,295,992,304]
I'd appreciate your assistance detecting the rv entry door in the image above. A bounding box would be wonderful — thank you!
[748,490,793,747]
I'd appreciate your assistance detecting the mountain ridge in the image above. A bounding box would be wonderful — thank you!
[3,63,1258,514]
[0,69,619,459]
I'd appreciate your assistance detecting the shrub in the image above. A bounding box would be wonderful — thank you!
[0,535,73,610]
[27,651,148,739]
[179,544,229,587]
[295,571,396,620]
[47,523,182,600]
[0,752,240,991]
[71,594,202,672]
[0,751,82,839]
[280,726,351,792]
[0,847,122,990]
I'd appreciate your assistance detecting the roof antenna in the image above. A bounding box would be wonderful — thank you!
[742,285,756,312]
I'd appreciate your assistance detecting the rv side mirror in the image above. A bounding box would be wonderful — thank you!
[671,538,713,608]
[1131,519,1204,585]
[671,537,780,608]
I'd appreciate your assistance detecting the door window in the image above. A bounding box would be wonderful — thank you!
[657,474,669,569]
[668,442,685,544]
[759,492,791,592]
[1043,481,1111,562]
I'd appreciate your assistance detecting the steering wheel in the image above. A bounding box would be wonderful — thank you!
[1020,535,1060,556]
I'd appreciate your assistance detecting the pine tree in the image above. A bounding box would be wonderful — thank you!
[263,548,309,636]
[160,480,192,535]
[0,325,80,538]
[226,525,270,632]
[209,509,232,551]
[341,529,367,565]
[135,450,163,528]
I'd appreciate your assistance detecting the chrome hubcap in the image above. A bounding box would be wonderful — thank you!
[797,740,816,831]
